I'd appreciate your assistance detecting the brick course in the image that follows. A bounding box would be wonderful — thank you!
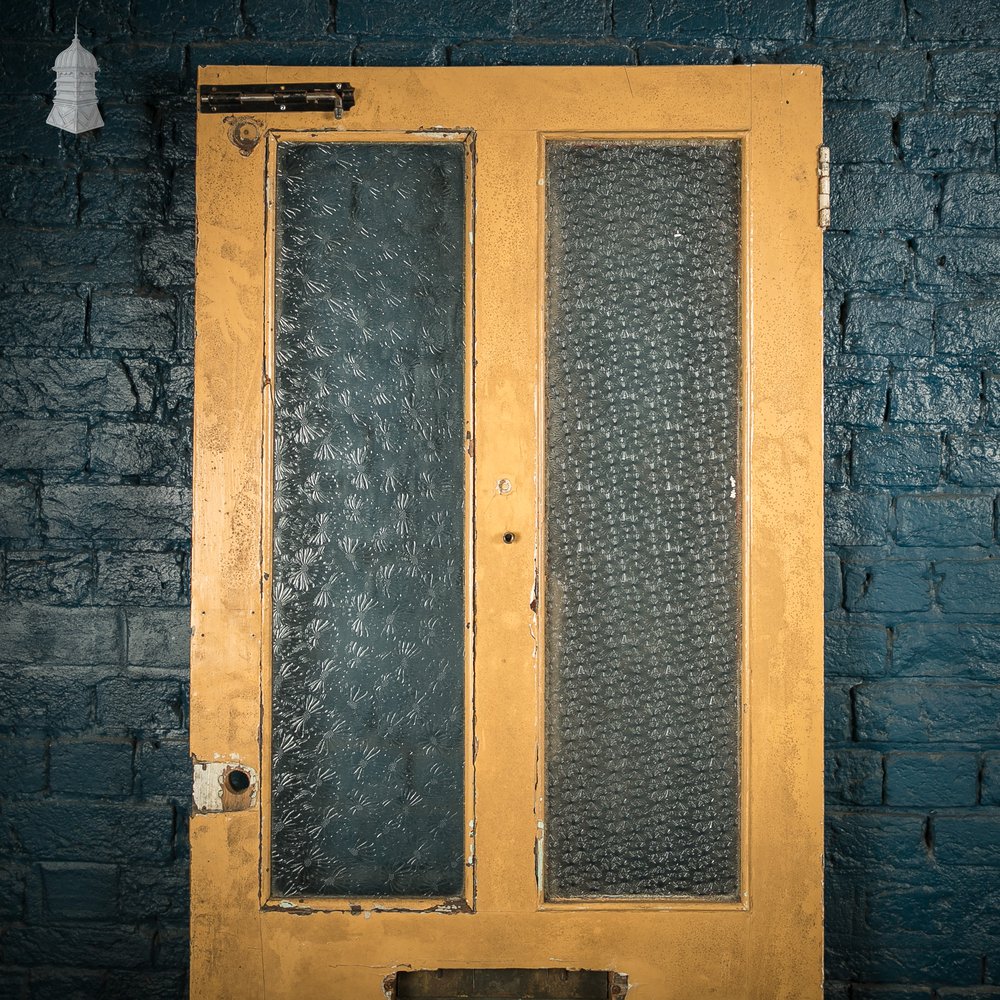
[1,1,999,997]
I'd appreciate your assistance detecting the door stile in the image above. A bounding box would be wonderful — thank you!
[190,91,268,999]
[744,68,825,998]
[472,129,544,915]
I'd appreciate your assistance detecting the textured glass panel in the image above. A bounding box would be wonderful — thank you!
[270,142,467,898]
[544,140,742,898]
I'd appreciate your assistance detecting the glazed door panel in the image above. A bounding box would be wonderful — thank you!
[191,66,824,999]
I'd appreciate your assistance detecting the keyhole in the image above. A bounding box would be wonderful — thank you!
[226,768,251,794]
[502,531,516,544]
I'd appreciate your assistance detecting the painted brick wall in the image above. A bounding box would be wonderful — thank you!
[0,1,998,998]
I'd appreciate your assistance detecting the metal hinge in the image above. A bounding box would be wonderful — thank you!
[818,145,831,231]
[198,82,356,119]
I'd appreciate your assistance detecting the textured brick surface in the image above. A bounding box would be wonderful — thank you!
[1,1,999,997]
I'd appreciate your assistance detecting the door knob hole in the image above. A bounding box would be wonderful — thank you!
[226,768,251,793]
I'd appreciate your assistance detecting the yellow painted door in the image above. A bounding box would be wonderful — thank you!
[191,66,824,999]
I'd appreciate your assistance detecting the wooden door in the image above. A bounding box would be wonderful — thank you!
[191,66,824,999]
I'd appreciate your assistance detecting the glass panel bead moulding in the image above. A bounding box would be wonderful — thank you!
[544,139,743,899]
[269,141,468,899]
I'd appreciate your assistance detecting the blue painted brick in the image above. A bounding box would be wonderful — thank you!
[0,737,46,795]
[89,290,176,353]
[50,740,134,797]
[140,226,194,287]
[731,0,807,40]
[826,363,890,426]
[938,560,1000,613]
[827,810,931,870]
[986,375,1000,427]
[914,236,1000,295]
[893,624,1000,679]
[0,166,78,226]
[188,38,354,70]
[827,492,890,546]
[0,227,142,286]
[120,863,189,922]
[0,291,85,349]
[338,0,512,37]
[55,1,133,40]
[1,604,122,666]
[938,301,1000,355]
[909,0,1000,42]
[899,112,996,170]
[826,681,854,744]
[95,550,185,606]
[844,561,934,613]
[890,367,980,426]
[933,50,1000,104]
[947,434,1000,486]
[0,666,95,734]
[90,422,184,478]
[133,0,240,41]
[4,550,93,604]
[81,170,165,228]
[855,681,1000,742]
[852,986,934,999]
[937,989,1000,999]
[449,41,636,65]
[844,296,933,356]
[0,358,141,414]
[826,551,843,611]
[983,752,1000,805]
[40,863,120,921]
[138,739,190,798]
[0,482,38,539]
[42,484,190,541]
[826,623,888,677]
[824,105,896,163]
[935,814,1000,866]
[354,41,446,66]
[4,800,174,862]
[833,166,937,232]
[614,0,727,38]
[821,47,929,105]
[0,866,25,921]
[827,934,979,988]
[126,607,190,671]
[156,924,190,968]
[636,42,734,65]
[0,418,88,473]
[242,0,332,39]
[895,495,993,547]
[825,234,909,290]
[512,0,607,36]
[0,925,152,969]
[815,0,904,40]
[853,430,941,488]
[884,752,979,806]
[26,970,187,1000]
[942,173,1000,229]
[0,0,48,35]
[96,678,184,735]
[826,427,851,489]
[826,749,883,805]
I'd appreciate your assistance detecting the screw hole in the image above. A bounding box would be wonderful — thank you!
[226,769,251,794]
[502,531,516,544]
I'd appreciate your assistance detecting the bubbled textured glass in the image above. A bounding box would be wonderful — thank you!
[270,142,467,898]
[544,140,742,899]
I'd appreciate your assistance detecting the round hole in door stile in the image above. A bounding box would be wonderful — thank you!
[226,768,251,794]
[502,531,516,544]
